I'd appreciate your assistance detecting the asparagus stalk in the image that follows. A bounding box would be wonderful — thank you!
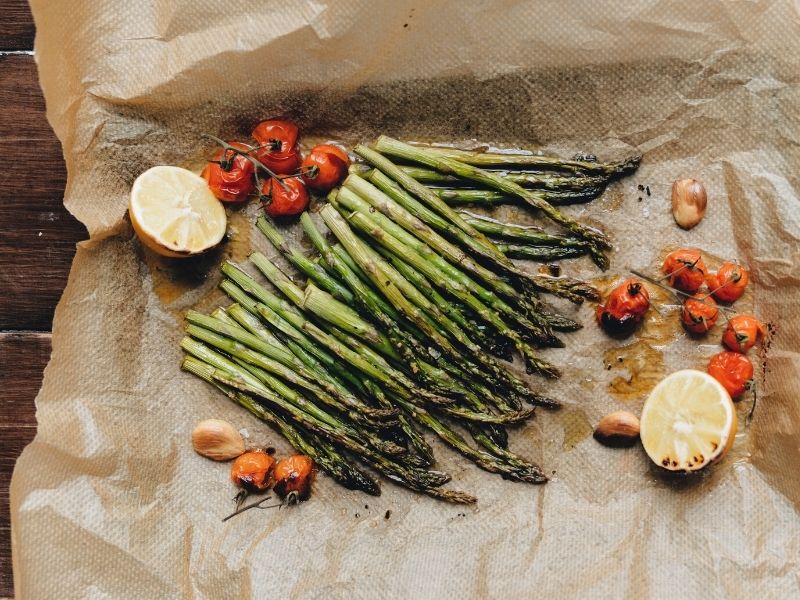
[184,351,406,461]
[345,174,527,303]
[302,212,402,323]
[318,226,532,411]
[223,271,435,466]
[182,331,403,457]
[183,355,476,502]
[398,166,608,193]
[339,178,561,341]
[185,312,375,415]
[392,394,547,483]
[457,211,590,248]
[249,252,395,356]
[373,136,612,267]
[354,144,513,267]
[324,207,554,406]
[356,183,582,339]
[321,204,543,389]
[432,187,603,206]
[497,244,588,262]
[331,240,529,411]
[186,309,300,367]
[255,215,354,304]
[365,168,597,304]
[467,424,546,479]
[330,201,560,376]
[188,345,450,498]
[225,303,399,425]
[247,253,450,402]
[411,144,641,177]
[220,277,356,387]
[362,380,434,467]
[224,260,451,407]
[301,211,441,386]
[189,360,382,495]
[233,357,404,457]
[376,246,476,336]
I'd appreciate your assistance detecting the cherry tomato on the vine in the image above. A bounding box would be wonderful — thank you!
[201,141,255,203]
[707,261,749,303]
[662,249,707,293]
[302,144,350,193]
[722,314,765,353]
[681,293,719,334]
[708,351,753,398]
[596,278,650,336]
[251,120,302,175]
[261,176,309,218]
[272,455,315,501]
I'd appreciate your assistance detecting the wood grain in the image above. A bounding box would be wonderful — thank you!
[0,333,50,599]
[0,1,35,51]
[0,54,86,332]
[1,10,79,591]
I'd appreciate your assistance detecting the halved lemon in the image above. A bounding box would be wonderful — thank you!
[129,166,227,258]
[640,369,736,472]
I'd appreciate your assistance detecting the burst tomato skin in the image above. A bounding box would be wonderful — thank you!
[722,314,765,353]
[201,142,255,203]
[302,144,350,192]
[251,120,299,149]
[681,293,719,334]
[272,455,315,500]
[230,449,275,493]
[261,177,309,218]
[707,262,749,303]
[662,249,707,293]
[251,120,302,175]
[596,278,650,336]
[708,351,753,398]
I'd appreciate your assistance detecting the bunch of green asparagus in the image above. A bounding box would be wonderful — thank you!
[181,137,640,502]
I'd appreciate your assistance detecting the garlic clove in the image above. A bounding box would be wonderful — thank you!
[192,419,245,461]
[671,178,707,229]
[593,410,641,447]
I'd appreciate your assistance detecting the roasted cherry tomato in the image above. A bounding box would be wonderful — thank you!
[230,449,275,493]
[662,249,707,293]
[706,261,749,303]
[272,455,315,501]
[201,141,255,203]
[251,119,302,175]
[596,278,650,336]
[261,176,310,218]
[708,351,753,398]
[681,293,719,334]
[722,314,766,353]
[301,144,350,193]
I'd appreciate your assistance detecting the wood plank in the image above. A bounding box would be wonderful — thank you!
[0,332,50,599]
[0,1,36,51]
[0,54,86,331]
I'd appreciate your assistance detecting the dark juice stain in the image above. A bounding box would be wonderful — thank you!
[639,287,682,346]
[603,340,666,402]
[145,209,253,316]
[554,407,593,451]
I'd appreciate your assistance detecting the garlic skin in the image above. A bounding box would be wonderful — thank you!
[671,178,707,229]
[192,419,245,461]
[593,410,641,447]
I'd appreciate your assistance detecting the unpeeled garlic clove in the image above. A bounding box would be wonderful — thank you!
[671,178,707,229]
[192,419,245,461]
[593,410,641,447]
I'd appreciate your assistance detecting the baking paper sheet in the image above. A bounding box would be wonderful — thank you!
[12,1,800,597]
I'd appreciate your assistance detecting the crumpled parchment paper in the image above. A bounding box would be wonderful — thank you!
[12,1,800,597]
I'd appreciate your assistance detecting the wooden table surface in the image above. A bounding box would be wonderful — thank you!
[1,4,88,597]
